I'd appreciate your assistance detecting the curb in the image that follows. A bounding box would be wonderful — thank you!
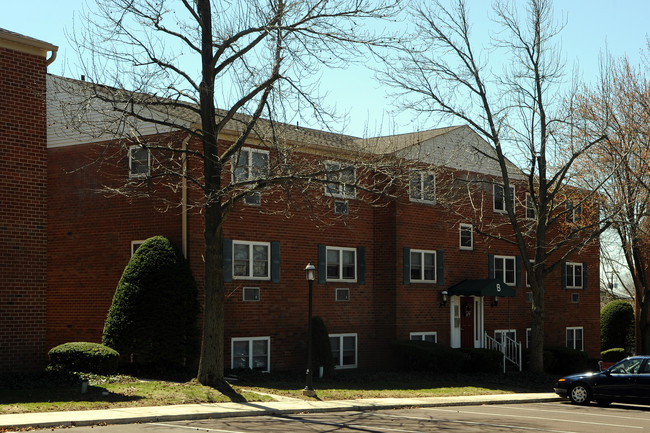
[0,394,561,430]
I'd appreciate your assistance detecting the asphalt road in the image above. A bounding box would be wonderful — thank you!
[27,401,650,433]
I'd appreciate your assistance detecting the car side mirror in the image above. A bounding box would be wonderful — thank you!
[604,370,612,377]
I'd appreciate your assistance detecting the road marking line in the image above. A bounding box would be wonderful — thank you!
[277,413,578,433]
[150,422,247,433]
[385,408,643,430]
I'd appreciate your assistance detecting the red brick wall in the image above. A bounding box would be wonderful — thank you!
[47,139,183,351]
[0,47,49,372]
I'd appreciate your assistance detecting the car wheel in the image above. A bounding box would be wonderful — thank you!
[595,400,611,406]
[569,383,591,405]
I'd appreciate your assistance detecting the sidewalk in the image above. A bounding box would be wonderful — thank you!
[0,393,560,430]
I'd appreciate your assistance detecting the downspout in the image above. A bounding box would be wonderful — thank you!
[181,133,192,259]
[45,48,58,66]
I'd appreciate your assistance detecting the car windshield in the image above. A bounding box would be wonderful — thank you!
[610,358,643,374]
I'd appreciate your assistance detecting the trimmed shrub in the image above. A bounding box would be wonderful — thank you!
[311,316,335,376]
[601,347,627,362]
[48,342,119,374]
[391,340,466,373]
[543,346,590,374]
[459,348,504,373]
[102,236,200,371]
[601,300,634,352]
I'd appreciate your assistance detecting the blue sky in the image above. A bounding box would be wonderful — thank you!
[3,1,649,137]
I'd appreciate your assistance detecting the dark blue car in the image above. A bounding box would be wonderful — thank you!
[554,356,650,405]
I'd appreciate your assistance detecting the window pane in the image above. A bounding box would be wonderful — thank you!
[252,245,268,277]
[460,226,472,247]
[233,244,250,277]
[423,253,435,281]
[424,334,436,342]
[330,336,340,366]
[409,173,421,199]
[410,252,422,280]
[575,329,583,351]
[325,163,341,195]
[423,173,435,201]
[575,264,583,287]
[234,150,249,182]
[494,185,504,210]
[327,250,340,279]
[410,334,422,341]
[232,341,249,369]
[494,257,504,280]
[505,258,515,284]
[130,147,149,176]
[342,250,355,279]
[251,152,269,179]
[252,340,268,370]
[342,336,356,366]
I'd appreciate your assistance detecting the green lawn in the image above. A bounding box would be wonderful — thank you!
[0,370,557,414]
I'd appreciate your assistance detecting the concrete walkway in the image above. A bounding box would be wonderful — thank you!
[0,393,560,430]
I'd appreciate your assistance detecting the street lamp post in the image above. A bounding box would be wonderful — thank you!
[303,263,316,397]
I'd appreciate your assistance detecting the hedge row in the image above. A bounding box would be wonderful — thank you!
[390,341,502,373]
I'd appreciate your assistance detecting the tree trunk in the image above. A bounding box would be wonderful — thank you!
[529,283,545,372]
[197,201,225,386]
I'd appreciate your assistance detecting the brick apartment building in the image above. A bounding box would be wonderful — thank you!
[2,28,601,373]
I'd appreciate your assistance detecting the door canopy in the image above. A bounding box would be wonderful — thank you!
[446,279,515,297]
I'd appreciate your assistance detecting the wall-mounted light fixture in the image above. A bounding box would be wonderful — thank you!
[439,290,448,307]
[491,295,499,307]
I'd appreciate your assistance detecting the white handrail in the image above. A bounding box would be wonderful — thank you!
[484,332,522,372]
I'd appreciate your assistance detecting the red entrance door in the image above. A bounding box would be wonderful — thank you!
[460,297,474,348]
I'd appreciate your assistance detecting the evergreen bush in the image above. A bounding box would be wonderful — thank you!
[48,342,119,374]
[102,236,200,371]
[601,347,627,362]
[459,347,503,372]
[390,340,465,373]
[311,316,335,376]
[601,300,634,352]
[543,346,590,374]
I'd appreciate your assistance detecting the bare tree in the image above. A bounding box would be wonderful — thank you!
[378,0,608,372]
[61,0,401,387]
[573,52,650,354]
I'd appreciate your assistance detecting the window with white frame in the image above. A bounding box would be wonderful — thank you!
[231,337,270,371]
[233,241,270,280]
[329,333,357,369]
[565,262,583,289]
[410,250,436,282]
[459,224,473,250]
[526,328,531,348]
[326,247,356,282]
[233,148,269,205]
[410,332,437,343]
[494,255,516,286]
[494,329,516,345]
[526,193,535,220]
[128,145,150,178]
[409,171,435,203]
[325,162,356,198]
[566,200,582,223]
[566,327,584,351]
[493,184,515,213]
